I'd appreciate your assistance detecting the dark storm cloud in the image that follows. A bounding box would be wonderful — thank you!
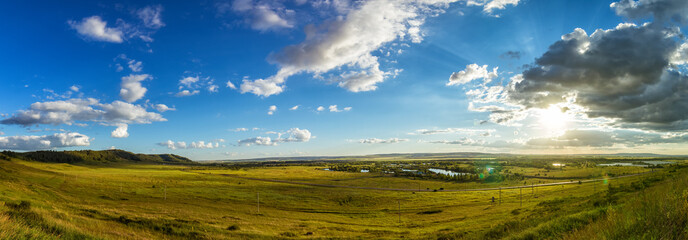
[506,22,688,129]
[612,0,688,24]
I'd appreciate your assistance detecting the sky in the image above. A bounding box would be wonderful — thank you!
[2,0,688,160]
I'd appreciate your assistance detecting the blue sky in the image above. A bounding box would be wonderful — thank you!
[2,0,688,160]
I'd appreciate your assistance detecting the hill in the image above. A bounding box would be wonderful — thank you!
[0,149,193,164]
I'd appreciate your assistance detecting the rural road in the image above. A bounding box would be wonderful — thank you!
[205,171,653,192]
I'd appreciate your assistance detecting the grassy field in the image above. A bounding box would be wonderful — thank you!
[0,154,686,239]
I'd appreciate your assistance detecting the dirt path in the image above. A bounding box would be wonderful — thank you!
[209,171,652,192]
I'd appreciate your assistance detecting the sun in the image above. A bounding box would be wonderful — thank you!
[537,105,570,130]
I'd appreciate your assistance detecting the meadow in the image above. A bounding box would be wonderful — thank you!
[0,151,686,239]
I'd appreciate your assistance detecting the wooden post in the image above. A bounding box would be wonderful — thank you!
[520,187,522,207]
[257,192,260,214]
[499,187,502,205]
[398,200,401,224]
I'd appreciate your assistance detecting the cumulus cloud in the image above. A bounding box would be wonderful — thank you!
[237,136,275,146]
[175,90,200,97]
[69,6,165,43]
[0,98,166,127]
[267,105,277,115]
[68,16,124,43]
[153,104,175,112]
[119,74,149,103]
[359,138,408,144]
[290,105,299,110]
[611,0,688,24]
[157,139,221,150]
[177,75,218,96]
[240,0,472,97]
[328,105,352,112]
[70,85,80,92]
[237,128,312,146]
[111,124,129,138]
[180,76,199,87]
[511,23,688,129]
[458,1,688,132]
[0,132,90,150]
[448,63,498,86]
[316,106,325,111]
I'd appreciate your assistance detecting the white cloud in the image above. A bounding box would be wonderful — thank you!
[69,6,165,44]
[328,105,352,112]
[226,0,294,31]
[180,76,200,87]
[68,16,124,43]
[359,138,408,144]
[238,127,312,146]
[137,5,165,29]
[267,105,277,115]
[226,80,237,89]
[128,60,143,72]
[237,136,276,146]
[158,140,186,150]
[290,105,300,110]
[467,0,521,16]
[411,128,495,135]
[230,127,249,132]
[282,128,311,142]
[153,104,175,112]
[175,90,200,97]
[208,84,219,93]
[111,124,129,138]
[70,85,80,92]
[447,63,498,86]
[0,132,91,150]
[240,0,468,97]
[178,75,218,95]
[316,106,325,111]
[157,139,221,150]
[0,98,166,127]
[428,138,485,145]
[119,74,149,103]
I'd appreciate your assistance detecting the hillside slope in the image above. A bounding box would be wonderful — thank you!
[0,150,193,164]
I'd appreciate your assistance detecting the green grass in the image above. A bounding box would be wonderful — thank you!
[0,156,685,239]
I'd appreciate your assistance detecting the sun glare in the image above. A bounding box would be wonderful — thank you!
[538,106,570,130]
